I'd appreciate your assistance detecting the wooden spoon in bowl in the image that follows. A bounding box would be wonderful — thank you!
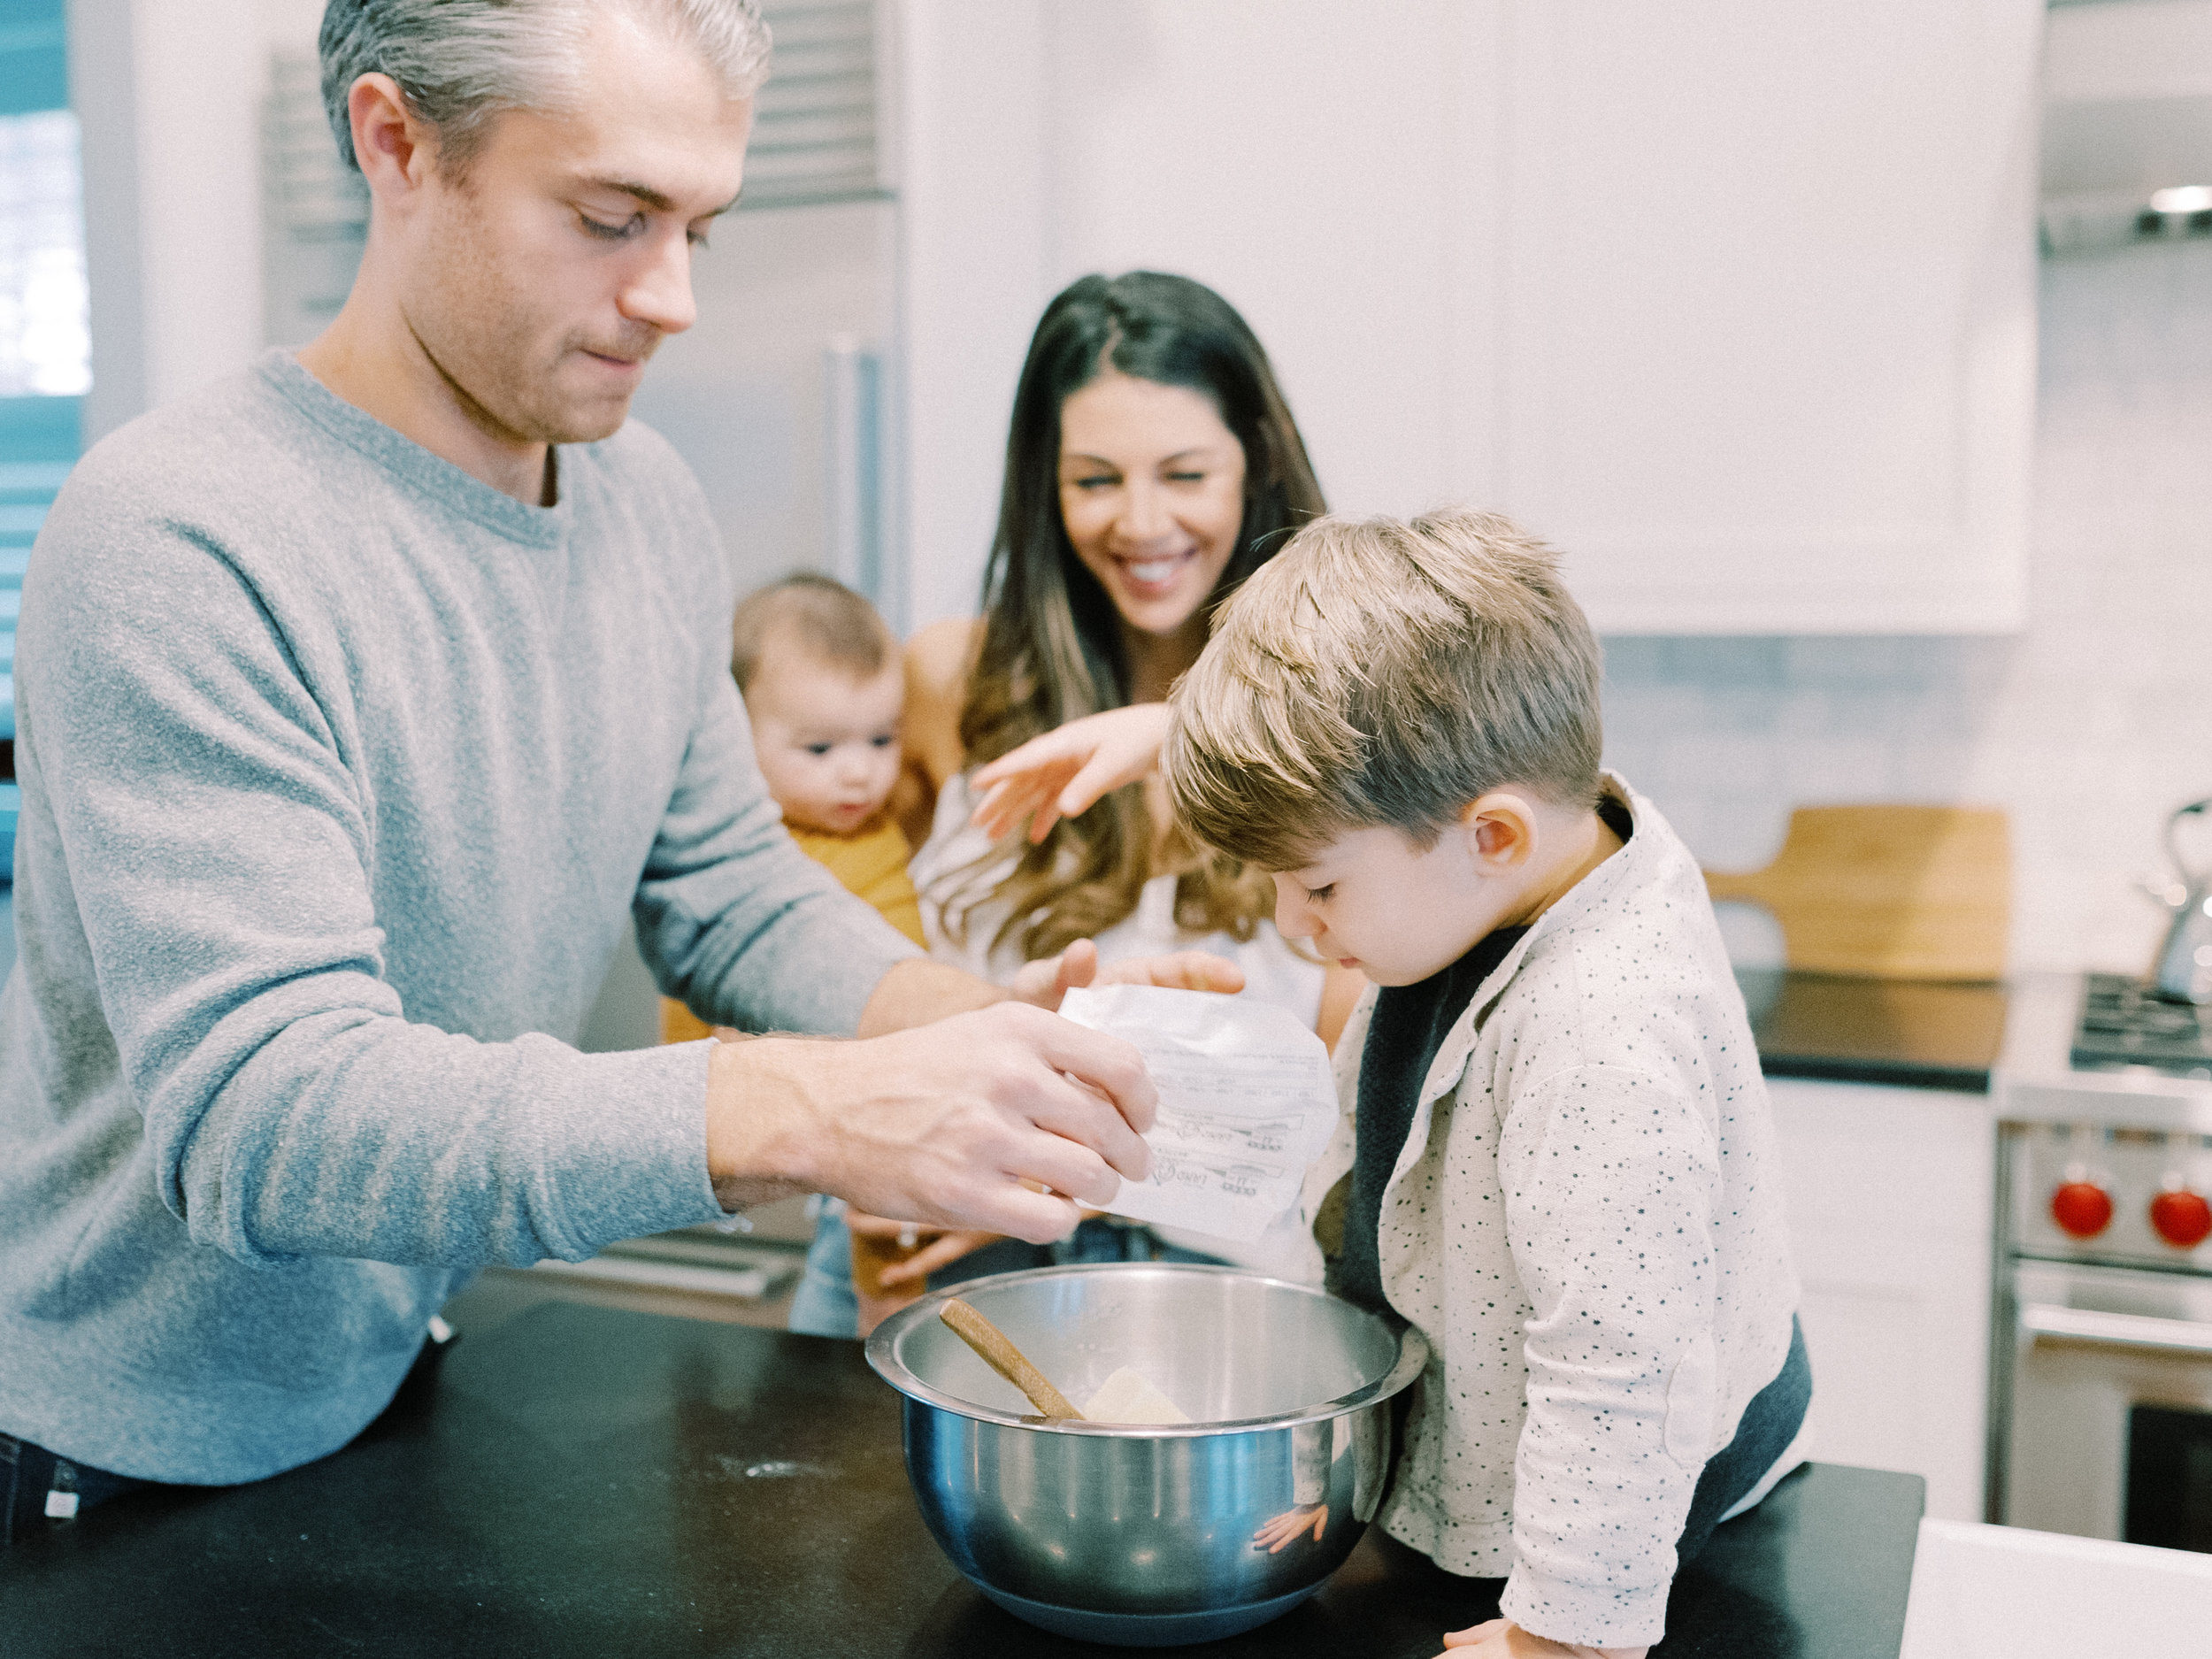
[938,1298,1084,1421]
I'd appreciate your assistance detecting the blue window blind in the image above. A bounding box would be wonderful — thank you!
[0,0,81,873]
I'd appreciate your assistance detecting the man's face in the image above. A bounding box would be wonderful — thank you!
[398,12,751,447]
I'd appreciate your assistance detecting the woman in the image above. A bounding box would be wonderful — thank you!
[788,272,1363,1337]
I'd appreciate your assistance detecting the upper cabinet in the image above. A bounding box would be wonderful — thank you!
[1497,1,2039,633]
[893,0,2041,634]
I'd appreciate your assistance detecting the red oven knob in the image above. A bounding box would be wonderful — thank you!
[2150,1188,2212,1249]
[2051,1181,2114,1240]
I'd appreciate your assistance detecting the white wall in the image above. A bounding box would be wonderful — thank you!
[75,0,306,439]
[125,0,265,413]
[1604,240,2212,977]
[892,0,1055,627]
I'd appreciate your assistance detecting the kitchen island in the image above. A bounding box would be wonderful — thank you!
[1,1302,1921,1658]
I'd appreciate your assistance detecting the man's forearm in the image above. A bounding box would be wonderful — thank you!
[701,963,1007,1210]
[702,1034,811,1211]
[856,956,1006,1037]
[699,999,1156,1242]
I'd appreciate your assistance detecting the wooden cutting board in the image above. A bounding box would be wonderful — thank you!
[1702,805,2010,981]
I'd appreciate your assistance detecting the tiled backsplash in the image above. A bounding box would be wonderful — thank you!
[1601,241,2212,977]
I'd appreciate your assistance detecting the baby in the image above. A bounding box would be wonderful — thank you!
[1161,508,1808,1658]
[662,572,924,1050]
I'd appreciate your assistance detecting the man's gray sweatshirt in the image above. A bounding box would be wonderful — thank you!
[0,352,918,1484]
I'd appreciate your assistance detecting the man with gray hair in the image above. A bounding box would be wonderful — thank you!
[0,0,1235,1540]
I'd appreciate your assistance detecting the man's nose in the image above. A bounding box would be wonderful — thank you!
[619,231,698,337]
[1271,879,1316,942]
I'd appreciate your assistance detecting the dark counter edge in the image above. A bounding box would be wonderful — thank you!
[1757,1054,1992,1094]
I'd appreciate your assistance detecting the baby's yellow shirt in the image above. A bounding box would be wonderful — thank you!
[661,811,926,1043]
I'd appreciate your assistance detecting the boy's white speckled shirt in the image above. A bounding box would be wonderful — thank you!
[1302,776,1800,1648]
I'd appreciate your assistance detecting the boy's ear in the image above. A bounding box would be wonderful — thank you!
[1457,792,1540,868]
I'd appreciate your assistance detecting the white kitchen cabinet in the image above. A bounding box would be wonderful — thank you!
[1766,1077,1995,1523]
[893,0,2039,634]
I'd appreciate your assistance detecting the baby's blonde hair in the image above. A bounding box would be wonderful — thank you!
[730,572,894,695]
[1163,507,1602,872]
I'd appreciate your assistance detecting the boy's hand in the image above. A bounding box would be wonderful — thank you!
[846,1209,1004,1301]
[1010,937,1245,1010]
[1250,1503,1327,1553]
[1436,1621,1647,1659]
[971,704,1173,843]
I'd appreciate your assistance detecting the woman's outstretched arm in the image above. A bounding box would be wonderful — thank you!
[969,703,1173,843]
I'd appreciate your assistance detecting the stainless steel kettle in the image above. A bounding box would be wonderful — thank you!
[2148,797,2212,1004]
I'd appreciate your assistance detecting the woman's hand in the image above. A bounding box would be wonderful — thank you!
[1435,1620,1647,1659]
[971,704,1174,844]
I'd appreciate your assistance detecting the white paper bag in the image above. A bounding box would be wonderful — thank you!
[1059,984,1340,1243]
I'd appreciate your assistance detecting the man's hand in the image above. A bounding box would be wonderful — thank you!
[970,704,1173,843]
[1010,937,1246,1010]
[1436,1620,1647,1659]
[704,1002,1157,1242]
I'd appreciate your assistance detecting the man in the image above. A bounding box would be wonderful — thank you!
[0,0,1235,1540]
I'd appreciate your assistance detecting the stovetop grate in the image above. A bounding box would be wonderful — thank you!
[2071,973,2212,1077]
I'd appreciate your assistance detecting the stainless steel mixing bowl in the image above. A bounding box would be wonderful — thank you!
[864,1263,1427,1647]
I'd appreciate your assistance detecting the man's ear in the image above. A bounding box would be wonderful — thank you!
[1458,791,1540,869]
[349,73,440,210]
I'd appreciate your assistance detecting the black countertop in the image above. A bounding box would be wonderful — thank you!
[2,1303,1924,1658]
[1738,969,2008,1094]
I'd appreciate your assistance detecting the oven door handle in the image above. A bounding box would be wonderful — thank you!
[2019,1302,2212,1356]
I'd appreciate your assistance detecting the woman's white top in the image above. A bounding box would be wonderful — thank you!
[910,772,1326,1280]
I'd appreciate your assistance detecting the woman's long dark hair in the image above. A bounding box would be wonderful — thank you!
[944,272,1328,960]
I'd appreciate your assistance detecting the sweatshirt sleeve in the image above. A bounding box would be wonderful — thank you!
[1493,1062,1724,1648]
[629,664,920,1036]
[23,518,727,1271]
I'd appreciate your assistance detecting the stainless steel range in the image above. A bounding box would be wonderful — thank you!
[1991,974,2212,1552]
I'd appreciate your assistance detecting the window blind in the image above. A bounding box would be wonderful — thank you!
[0,0,82,875]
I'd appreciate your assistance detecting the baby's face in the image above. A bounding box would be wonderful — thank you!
[745,641,904,836]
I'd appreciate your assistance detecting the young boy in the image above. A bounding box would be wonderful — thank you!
[1161,509,1809,1659]
[662,571,925,1050]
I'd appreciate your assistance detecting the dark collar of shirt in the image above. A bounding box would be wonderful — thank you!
[1331,792,1633,1316]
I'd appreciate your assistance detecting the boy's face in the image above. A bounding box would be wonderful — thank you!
[1270,796,1576,986]
[744,637,903,836]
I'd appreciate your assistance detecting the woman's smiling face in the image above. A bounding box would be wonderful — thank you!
[1056,371,1248,642]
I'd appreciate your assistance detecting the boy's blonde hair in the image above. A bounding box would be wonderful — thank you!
[1163,507,1602,872]
[730,572,894,695]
